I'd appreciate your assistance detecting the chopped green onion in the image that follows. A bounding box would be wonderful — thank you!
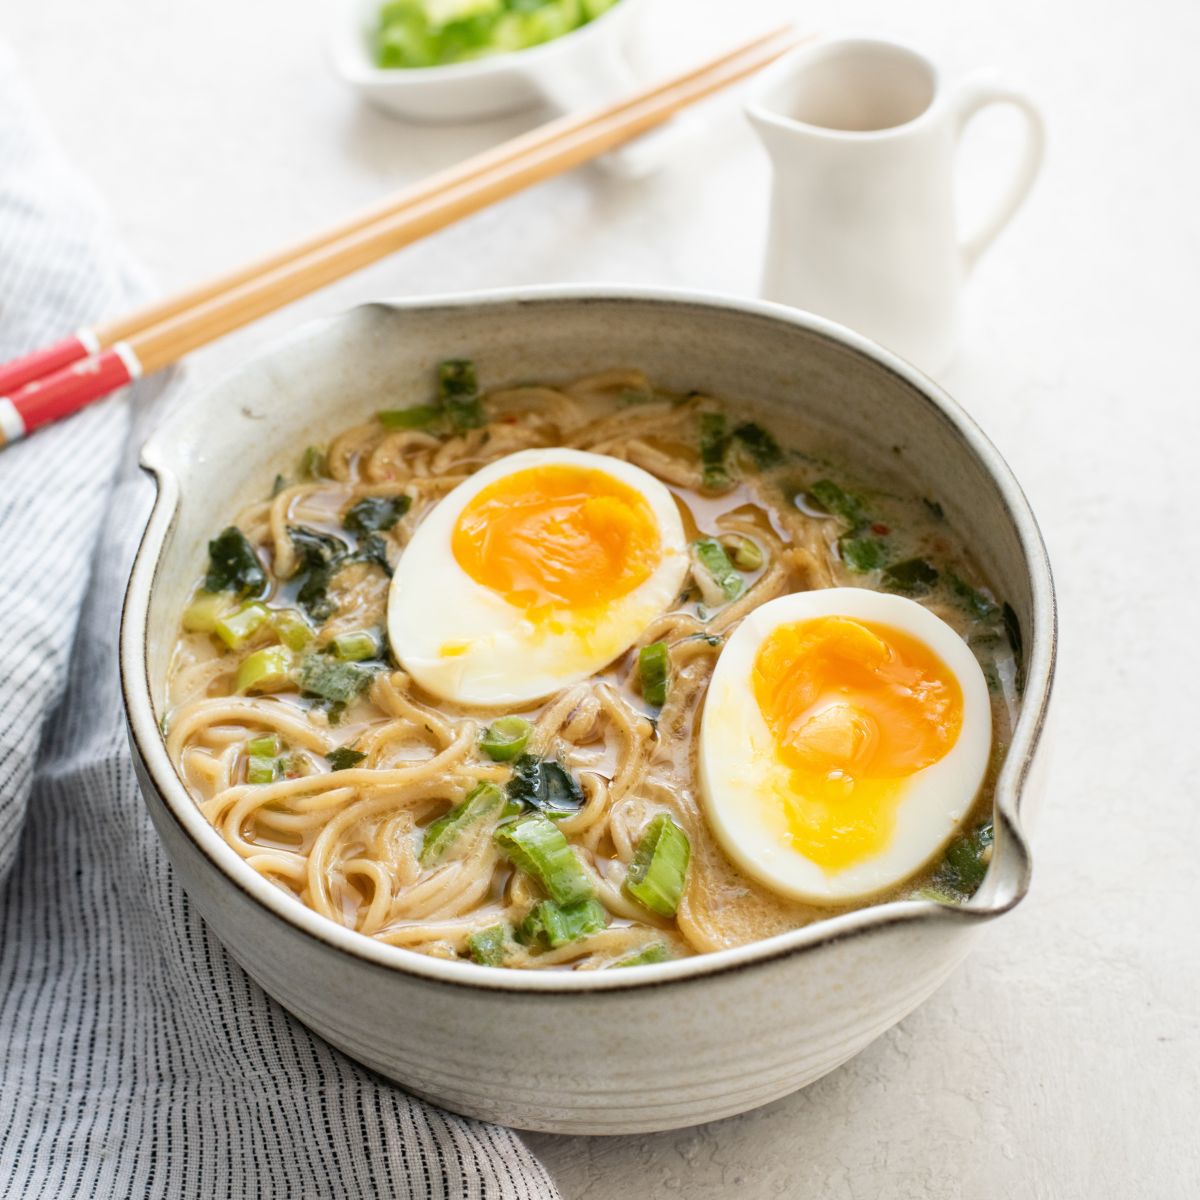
[719,533,763,571]
[609,942,671,969]
[272,608,314,651]
[421,782,506,867]
[297,654,376,703]
[505,754,584,816]
[235,646,295,694]
[246,754,280,785]
[946,571,999,621]
[330,630,380,662]
[495,814,593,906]
[215,602,271,650]
[883,557,939,594]
[638,642,669,707]
[808,479,866,525]
[698,412,730,489]
[342,494,411,535]
[204,526,266,597]
[518,897,607,949]
[182,590,236,633]
[247,733,281,757]
[693,539,744,601]
[299,445,327,480]
[480,716,533,762]
[438,359,485,430]
[378,404,443,430]
[326,747,367,771]
[838,533,887,573]
[467,923,515,967]
[624,814,690,918]
[732,421,783,468]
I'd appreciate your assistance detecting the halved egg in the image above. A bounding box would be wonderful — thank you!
[699,588,991,904]
[388,447,688,706]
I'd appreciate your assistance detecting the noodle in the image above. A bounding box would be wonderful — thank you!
[166,371,1014,969]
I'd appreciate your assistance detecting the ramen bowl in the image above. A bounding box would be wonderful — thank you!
[120,287,1055,1135]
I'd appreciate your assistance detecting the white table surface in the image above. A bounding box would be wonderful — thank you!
[10,1,1198,1196]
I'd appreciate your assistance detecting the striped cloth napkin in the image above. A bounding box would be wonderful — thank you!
[0,48,559,1200]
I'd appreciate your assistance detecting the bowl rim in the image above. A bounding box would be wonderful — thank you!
[119,284,1057,996]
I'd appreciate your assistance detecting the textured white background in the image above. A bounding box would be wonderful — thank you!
[8,0,1198,1196]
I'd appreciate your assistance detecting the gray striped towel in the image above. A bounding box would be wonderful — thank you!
[0,48,559,1200]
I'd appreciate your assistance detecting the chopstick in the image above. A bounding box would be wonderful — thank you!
[0,26,806,449]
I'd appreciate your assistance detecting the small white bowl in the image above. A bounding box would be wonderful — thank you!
[328,0,688,176]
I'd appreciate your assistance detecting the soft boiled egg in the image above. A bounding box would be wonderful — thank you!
[388,447,688,706]
[699,588,991,904]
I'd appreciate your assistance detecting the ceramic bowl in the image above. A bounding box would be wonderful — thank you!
[120,287,1055,1135]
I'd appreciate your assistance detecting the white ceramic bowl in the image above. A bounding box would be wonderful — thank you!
[120,287,1056,1134]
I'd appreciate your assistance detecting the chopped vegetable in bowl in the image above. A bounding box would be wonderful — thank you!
[373,0,622,70]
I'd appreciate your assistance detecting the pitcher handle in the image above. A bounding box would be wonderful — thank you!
[952,74,1046,271]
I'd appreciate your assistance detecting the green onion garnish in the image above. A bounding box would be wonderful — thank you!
[272,608,314,652]
[438,359,485,430]
[495,814,593,906]
[378,404,443,430]
[215,602,271,650]
[421,782,506,867]
[247,733,281,757]
[719,533,763,571]
[480,716,533,762]
[467,923,515,967]
[608,942,671,969]
[325,747,366,771]
[624,814,690,918]
[235,646,295,694]
[808,479,866,525]
[638,642,669,707]
[838,533,887,573]
[330,630,380,662]
[732,421,783,468]
[946,570,999,621]
[246,754,280,785]
[518,897,607,949]
[698,412,730,490]
[693,539,744,601]
[181,590,236,634]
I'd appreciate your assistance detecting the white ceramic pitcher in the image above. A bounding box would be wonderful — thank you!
[747,37,1045,375]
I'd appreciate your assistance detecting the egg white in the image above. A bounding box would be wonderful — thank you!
[388,448,688,706]
[699,587,992,904]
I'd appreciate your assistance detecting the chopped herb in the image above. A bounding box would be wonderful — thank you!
[205,527,266,597]
[609,942,671,968]
[838,533,888,573]
[808,480,866,525]
[495,815,593,906]
[297,654,377,704]
[325,747,367,771]
[299,445,328,480]
[624,814,690,918]
[698,412,731,489]
[883,557,940,594]
[439,358,485,430]
[638,642,670,708]
[732,421,783,468]
[480,716,533,762]
[934,822,995,895]
[378,403,443,430]
[506,754,585,817]
[342,494,411,536]
[947,570,999,621]
[693,539,744,601]
[719,533,763,571]
[518,897,607,950]
[421,783,506,867]
[467,923,515,967]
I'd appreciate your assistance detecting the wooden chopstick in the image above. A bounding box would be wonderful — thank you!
[0,26,807,448]
[0,26,792,400]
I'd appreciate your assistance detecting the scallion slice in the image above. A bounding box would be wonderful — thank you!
[467,923,515,967]
[181,590,236,634]
[495,814,593,906]
[330,630,380,662]
[624,814,690,918]
[235,646,295,694]
[272,608,314,651]
[638,642,669,707]
[438,359,484,430]
[518,897,606,949]
[693,539,744,602]
[421,782,505,867]
[698,411,730,490]
[246,754,280,785]
[215,602,271,650]
[720,533,763,571]
[247,733,281,757]
[378,404,442,430]
[480,716,533,762]
[609,942,671,969]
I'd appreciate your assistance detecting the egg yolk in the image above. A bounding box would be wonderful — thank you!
[752,616,964,871]
[452,465,661,616]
